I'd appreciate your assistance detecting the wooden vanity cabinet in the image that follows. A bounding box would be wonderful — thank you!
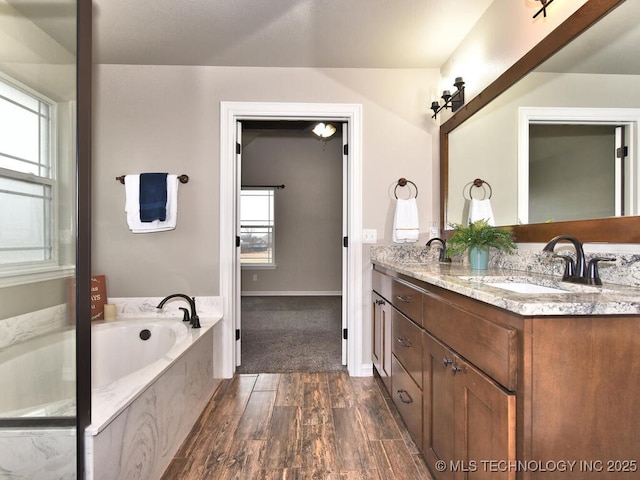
[373,264,640,480]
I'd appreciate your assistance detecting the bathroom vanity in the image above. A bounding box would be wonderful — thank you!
[372,258,640,479]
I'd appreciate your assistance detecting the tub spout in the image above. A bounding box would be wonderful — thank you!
[156,294,201,328]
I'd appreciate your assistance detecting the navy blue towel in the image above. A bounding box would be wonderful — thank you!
[139,173,168,222]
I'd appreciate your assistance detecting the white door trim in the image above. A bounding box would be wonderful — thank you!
[219,102,365,378]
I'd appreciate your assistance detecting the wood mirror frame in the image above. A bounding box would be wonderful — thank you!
[438,0,639,243]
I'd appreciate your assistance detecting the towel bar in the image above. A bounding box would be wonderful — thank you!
[116,174,189,184]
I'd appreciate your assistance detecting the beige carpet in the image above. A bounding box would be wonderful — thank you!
[236,296,346,373]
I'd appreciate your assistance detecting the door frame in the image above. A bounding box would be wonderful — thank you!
[219,102,364,378]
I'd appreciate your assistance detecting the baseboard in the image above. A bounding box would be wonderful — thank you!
[241,291,342,297]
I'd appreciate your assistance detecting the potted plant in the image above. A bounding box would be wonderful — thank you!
[446,219,516,270]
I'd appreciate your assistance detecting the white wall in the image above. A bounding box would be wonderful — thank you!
[438,0,588,119]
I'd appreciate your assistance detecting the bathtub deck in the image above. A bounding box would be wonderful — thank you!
[160,371,433,479]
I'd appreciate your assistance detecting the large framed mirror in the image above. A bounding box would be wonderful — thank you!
[440,0,640,243]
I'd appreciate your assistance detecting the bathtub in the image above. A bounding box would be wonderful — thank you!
[85,296,223,480]
[0,296,222,480]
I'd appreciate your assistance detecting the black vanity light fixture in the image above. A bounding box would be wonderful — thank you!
[533,0,555,19]
[431,77,465,119]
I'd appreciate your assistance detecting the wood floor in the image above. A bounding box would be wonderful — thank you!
[160,371,434,479]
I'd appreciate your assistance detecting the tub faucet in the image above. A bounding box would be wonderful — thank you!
[156,294,201,328]
[426,237,451,263]
[542,235,613,285]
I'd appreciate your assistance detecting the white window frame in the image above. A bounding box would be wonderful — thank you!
[240,188,276,269]
[0,72,71,286]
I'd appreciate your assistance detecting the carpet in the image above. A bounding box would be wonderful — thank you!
[236,296,347,374]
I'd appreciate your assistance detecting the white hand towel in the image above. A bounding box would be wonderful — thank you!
[125,174,179,233]
[393,198,420,243]
[468,198,495,226]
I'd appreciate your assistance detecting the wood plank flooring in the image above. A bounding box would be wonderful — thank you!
[160,372,434,479]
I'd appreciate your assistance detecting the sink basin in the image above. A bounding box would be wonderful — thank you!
[458,275,570,294]
[484,282,569,294]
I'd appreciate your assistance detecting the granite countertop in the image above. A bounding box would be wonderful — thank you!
[372,258,640,316]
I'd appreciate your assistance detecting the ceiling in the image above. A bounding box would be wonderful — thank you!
[91,0,495,68]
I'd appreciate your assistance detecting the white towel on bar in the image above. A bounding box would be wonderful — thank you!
[468,198,495,226]
[393,198,420,243]
[125,174,179,233]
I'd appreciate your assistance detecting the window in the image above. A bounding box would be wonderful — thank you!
[0,75,56,270]
[240,189,275,266]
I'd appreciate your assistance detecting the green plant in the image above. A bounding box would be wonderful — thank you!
[446,219,516,257]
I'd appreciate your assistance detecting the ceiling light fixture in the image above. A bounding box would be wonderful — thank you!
[312,122,337,139]
[533,0,555,19]
[431,77,465,119]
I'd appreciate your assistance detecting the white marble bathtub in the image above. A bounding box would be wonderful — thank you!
[85,296,223,480]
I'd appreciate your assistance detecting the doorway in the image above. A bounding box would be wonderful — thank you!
[219,102,364,378]
[237,120,344,373]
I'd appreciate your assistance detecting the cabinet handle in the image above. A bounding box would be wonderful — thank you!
[451,364,464,376]
[442,357,453,367]
[375,299,386,305]
[396,389,413,404]
[396,295,413,303]
[396,337,412,348]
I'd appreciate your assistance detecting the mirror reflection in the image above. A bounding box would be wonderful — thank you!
[446,1,640,227]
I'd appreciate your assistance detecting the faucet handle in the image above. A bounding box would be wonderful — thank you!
[552,254,575,280]
[587,257,615,286]
[179,307,191,322]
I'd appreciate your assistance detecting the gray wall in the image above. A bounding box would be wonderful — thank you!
[91,65,439,299]
[240,129,343,294]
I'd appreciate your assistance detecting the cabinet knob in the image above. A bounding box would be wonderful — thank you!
[442,357,453,367]
[396,389,413,404]
[451,364,464,376]
[396,337,412,348]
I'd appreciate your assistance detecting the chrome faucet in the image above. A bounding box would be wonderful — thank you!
[542,235,613,285]
[426,237,451,263]
[156,294,201,328]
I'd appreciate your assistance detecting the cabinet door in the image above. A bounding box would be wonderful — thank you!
[372,293,392,390]
[381,300,392,390]
[423,333,456,480]
[453,356,516,480]
[372,293,383,374]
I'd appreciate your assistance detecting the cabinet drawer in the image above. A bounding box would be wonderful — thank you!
[391,278,424,325]
[391,355,423,447]
[425,295,517,391]
[392,309,423,388]
[372,269,392,301]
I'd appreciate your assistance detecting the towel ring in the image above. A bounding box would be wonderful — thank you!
[468,178,492,200]
[394,178,418,199]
